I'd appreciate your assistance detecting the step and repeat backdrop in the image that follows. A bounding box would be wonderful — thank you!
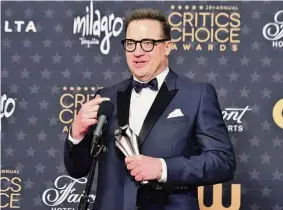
[1,1,283,210]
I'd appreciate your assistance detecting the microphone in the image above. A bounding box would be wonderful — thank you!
[90,100,114,156]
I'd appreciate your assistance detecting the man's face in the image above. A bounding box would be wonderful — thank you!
[125,19,171,82]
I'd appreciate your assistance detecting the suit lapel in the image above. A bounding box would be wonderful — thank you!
[138,70,178,146]
[117,79,132,128]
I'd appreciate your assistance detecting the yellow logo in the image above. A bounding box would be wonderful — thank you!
[273,99,283,129]
[0,169,22,209]
[168,4,241,52]
[59,86,103,132]
[198,184,241,210]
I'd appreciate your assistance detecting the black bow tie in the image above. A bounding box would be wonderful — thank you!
[132,78,158,93]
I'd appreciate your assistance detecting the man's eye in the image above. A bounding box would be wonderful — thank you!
[143,41,152,45]
[126,42,135,46]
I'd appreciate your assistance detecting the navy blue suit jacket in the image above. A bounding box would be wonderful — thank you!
[64,69,236,210]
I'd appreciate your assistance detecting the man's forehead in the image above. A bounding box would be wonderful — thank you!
[128,19,161,28]
[126,20,163,37]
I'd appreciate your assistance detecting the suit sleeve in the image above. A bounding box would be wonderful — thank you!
[64,126,95,178]
[63,90,101,179]
[164,83,236,185]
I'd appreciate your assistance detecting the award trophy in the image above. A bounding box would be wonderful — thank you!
[114,124,148,184]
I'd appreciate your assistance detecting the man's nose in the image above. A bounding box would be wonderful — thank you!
[134,43,145,56]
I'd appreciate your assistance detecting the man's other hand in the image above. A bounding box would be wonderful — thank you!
[125,155,162,182]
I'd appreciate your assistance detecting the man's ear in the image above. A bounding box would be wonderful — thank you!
[165,40,172,56]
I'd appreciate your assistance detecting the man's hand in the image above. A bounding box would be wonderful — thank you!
[71,94,110,140]
[125,155,162,182]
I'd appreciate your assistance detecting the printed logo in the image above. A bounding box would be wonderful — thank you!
[262,10,283,48]
[0,169,22,209]
[168,4,241,52]
[4,20,37,32]
[73,1,124,54]
[273,99,283,129]
[198,184,241,210]
[42,175,95,209]
[0,94,16,119]
[222,106,252,132]
[59,86,103,132]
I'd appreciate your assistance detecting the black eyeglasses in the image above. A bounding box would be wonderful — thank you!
[121,38,169,52]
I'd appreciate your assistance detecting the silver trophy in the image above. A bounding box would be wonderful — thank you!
[114,124,148,184]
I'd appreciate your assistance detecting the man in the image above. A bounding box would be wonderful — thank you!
[64,8,236,210]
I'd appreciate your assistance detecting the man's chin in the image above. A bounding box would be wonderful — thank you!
[132,69,146,77]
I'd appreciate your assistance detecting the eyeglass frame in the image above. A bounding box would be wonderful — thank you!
[121,38,170,52]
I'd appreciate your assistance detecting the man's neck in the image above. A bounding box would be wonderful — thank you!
[134,65,168,83]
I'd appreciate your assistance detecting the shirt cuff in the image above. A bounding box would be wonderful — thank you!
[158,158,167,183]
[68,126,84,145]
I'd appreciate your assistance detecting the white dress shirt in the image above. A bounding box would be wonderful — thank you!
[69,67,169,182]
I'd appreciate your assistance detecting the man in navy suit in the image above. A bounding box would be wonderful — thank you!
[64,8,235,210]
